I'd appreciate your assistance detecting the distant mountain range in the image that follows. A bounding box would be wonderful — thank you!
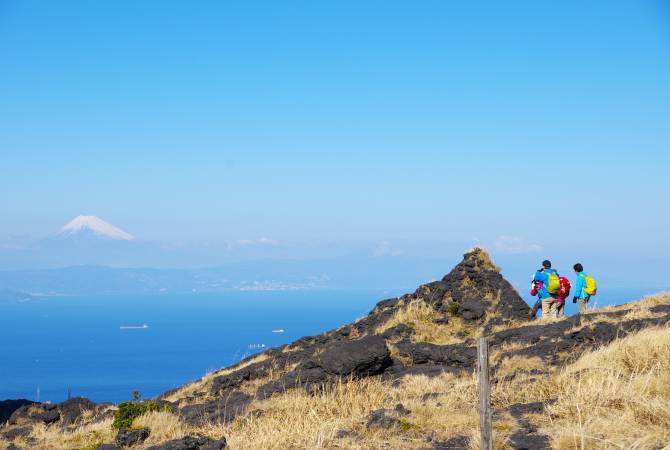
[0,215,292,270]
[0,216,463,295]
[1,216,665,297]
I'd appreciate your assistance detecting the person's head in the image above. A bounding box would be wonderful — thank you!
[542,260,552,269]
[573,263,584,273]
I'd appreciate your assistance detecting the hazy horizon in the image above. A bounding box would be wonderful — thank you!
[2,1,669,292]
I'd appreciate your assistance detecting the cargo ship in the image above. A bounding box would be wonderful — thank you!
[120,324,149,330]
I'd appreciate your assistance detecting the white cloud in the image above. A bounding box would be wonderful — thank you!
[494,235,543,254]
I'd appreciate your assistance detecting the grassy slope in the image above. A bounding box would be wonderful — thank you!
[2,293,669,450]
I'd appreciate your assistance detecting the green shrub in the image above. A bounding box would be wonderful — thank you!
[112,400,170,429]
[399,417,415,431]
[448,302,460,315]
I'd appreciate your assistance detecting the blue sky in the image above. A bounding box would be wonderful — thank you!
[1,1,669,265]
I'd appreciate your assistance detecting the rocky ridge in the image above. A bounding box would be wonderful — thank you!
[2,248,669,449]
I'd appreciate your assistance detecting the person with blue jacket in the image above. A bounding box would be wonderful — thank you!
[572,263,590,313]
[533,260,559,318]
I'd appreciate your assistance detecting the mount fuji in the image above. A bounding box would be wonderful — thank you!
[58,215,134,241]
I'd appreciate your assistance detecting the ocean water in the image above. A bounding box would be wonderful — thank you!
[0,290,386,404]
[0,286,665,404]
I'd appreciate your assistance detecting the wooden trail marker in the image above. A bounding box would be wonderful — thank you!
[478,336,493,450]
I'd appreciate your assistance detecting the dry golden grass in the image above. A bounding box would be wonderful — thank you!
[375,299,474,345]
[133,410,187,444]
[495,355,546,379]
[194,371,519,449]
[489,340,530,365]
[217,377,397,449]
[25,418,115,450]
[539,326,670,449]
[586,292,670,315]
[469,246,500,272]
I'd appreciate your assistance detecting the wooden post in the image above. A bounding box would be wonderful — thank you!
[478,337,493,450]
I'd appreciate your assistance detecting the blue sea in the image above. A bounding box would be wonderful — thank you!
[0,286,664,404]
[0,290,387,404]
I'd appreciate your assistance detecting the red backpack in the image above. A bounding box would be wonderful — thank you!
[558,277,571,298]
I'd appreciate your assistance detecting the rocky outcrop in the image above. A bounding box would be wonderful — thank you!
[417,247,530,328]
[116,426,150,447]
[393,341,476,367]
[317,335,392,376]
[7,396,105,428]
[0,426,31,440]
[145,435,227,450]
[58,397,97,426]
[180,391,252,426]
[0,400,35,425]
[168,248,531,423]
[9,403,60,426]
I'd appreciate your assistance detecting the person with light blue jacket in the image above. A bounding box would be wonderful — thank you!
[532,260,559,318]
[572,263,591,313]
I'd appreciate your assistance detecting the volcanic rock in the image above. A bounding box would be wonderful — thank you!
[116,427,150,447]
[145,434,227,449]
[0,400,35,425]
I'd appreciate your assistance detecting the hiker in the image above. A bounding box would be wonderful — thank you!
[532,260,560,318]
[573,263,597,313]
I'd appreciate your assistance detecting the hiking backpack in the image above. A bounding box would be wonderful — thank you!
[547,271,561,294]
[558,277,571,298]
[585,276,597,296]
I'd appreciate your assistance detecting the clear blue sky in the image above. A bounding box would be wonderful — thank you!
[1,1,669,260]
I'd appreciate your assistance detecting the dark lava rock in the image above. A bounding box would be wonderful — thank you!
[381,323,413,339]
[386,364,462,382]
[394,341,476,367]
[0,400,36,424]
[38,408,60,424]
[334,429,358,439]
[145,434,227,450]
[116,427,150,447]
[257,367,330,399]
[509,433,551,450]
[97,444,122,450]
[458,301,485,320]
[366,408,401,429]
[508,402,551,450]
[317,335,392,376]
[394,403,411,416]
[58,397,96,426]
[433,435,469,449]
[6,444,23,450]
[209,364,272,395]
[7,397,100,427]
[1,425,32,440]
[9,402,60,425]
[180,391,251,426]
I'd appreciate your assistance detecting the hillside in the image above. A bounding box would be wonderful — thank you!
[1,248,669,449]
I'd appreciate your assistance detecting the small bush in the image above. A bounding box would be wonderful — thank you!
[448,302,460,315]
[399,417,416,431]
[112,401,171,429]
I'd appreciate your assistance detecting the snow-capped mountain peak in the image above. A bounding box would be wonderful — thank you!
[60,215,134,241]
